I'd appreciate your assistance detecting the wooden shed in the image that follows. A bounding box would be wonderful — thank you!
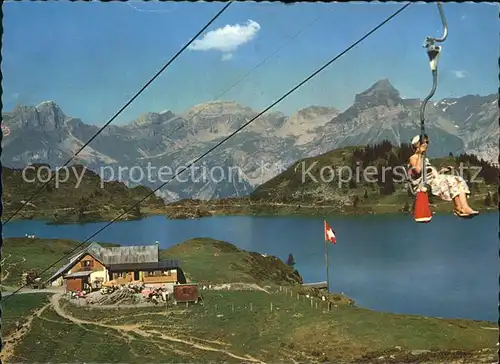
[173,283,200,304]
[64,271,92,292]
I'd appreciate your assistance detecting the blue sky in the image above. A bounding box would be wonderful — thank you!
[2,1,499,125]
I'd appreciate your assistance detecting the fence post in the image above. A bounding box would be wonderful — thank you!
[250,302,253,312]
[270,302,273,312]
[310,298,313,307]
[232,303,234,312]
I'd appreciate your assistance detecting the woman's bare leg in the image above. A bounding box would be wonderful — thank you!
[458,193,478,214]
[445,176,476,214]
[452,196,461,211]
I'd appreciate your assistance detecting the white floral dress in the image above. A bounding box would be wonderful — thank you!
[407,157,470,201]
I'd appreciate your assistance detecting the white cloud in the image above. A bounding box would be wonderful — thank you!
[188,19,261,59]
[452,70,468,79]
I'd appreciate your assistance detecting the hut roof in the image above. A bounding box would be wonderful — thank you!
[47,242,104,282]
[97,245,158,265]
[47,244,159,282]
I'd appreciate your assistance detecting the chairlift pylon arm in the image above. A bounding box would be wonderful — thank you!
[423,2,448,71]
[418,2,448,186]
[419,2,448,135]
[423,2,448,47]
[434,2,448,43]
[419,67,438,135]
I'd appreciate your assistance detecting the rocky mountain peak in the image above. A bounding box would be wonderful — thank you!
[184,101,254,119]
[12,101,67,131]
[296,105,339,119]
[354,79,401,108]
[35,100,62,111]
[369,78,397,92]
[1,87,497,200]
[274,105,339,145]
[132,110,177,127]
[436,93,499,130]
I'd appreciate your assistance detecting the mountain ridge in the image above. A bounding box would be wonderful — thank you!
[6,87,496,126]
[2,79,498,201]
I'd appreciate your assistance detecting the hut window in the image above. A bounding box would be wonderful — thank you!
[162,271,171,276]
[113,272,125,279]
[147,271,155,276]
[81,260,93,268]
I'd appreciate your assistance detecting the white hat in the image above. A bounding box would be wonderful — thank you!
[411,135,421,146]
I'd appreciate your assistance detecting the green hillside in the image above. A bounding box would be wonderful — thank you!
[250,141,498,211]
[167,141,499,218]
[2,164,166,223]
[2,237,497,363]
[1,237,303,291]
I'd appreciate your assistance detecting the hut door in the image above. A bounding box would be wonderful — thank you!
[134,271,140,281]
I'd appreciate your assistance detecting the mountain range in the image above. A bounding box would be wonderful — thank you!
[2,79,498,201]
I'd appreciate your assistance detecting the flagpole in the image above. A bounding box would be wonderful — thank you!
[324,218,330,293]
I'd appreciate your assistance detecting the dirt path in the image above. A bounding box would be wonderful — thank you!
[50,294,266,363]
[0,255,11,284]
[1,256,26,282]
[1,302,51,362]
[2,287,65,297]
[2,269,10,281]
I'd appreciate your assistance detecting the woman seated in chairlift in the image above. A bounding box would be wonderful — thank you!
[407,135,479,218]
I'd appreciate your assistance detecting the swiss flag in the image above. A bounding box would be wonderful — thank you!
[324,220,336,244]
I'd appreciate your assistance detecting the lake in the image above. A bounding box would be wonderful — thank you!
[3,212,498,322]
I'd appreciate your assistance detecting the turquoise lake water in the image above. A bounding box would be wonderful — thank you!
[3,212,498,322]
